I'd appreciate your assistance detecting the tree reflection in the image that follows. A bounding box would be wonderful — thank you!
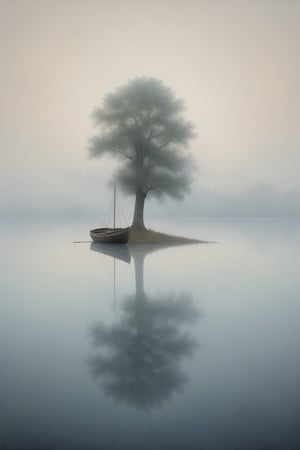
[88,245,201,410]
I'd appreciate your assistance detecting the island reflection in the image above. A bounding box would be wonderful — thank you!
[88,244,201,410]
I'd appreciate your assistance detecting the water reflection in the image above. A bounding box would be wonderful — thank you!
[90,241,131,263]
[88,244,201,410]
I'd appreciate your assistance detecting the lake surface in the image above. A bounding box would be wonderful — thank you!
[0,217,299,450]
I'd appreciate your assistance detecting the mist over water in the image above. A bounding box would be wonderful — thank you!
[0,217,299,450]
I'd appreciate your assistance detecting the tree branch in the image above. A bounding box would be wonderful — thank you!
[147,129,155,140]
[145,186,162,195]
[111,148,136,163]
[156,141,170,151]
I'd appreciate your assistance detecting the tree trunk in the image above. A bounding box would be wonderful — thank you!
[132,188,146,231]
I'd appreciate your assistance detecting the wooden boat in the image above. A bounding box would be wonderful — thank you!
[90,185,130,244]
[90,227,130,244]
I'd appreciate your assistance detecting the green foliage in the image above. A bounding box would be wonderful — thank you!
[89,77,195,200]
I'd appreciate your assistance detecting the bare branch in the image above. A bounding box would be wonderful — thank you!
[147,129,155,140]
[145,186,161,195]
[111,148,136,163]
[156,142,170,151]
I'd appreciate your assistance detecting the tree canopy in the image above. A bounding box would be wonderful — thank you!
[88,77,195,230]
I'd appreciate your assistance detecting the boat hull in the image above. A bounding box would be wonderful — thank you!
[90,227,130,244]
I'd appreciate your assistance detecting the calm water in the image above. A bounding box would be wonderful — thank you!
[0,218,299,450]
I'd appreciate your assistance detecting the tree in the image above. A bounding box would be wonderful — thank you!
[88,77,195,231]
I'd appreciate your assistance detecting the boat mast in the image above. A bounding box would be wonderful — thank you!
[113,183,116,229]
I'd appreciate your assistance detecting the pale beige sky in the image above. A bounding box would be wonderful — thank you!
[0,0,299,215]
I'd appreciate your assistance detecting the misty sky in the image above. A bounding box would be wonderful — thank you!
[0,0,299,216]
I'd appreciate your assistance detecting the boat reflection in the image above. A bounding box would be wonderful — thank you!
[90,242,131,263]
[88,244,201,410]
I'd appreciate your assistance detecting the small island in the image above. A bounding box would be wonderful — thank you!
[128,228,208,245]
